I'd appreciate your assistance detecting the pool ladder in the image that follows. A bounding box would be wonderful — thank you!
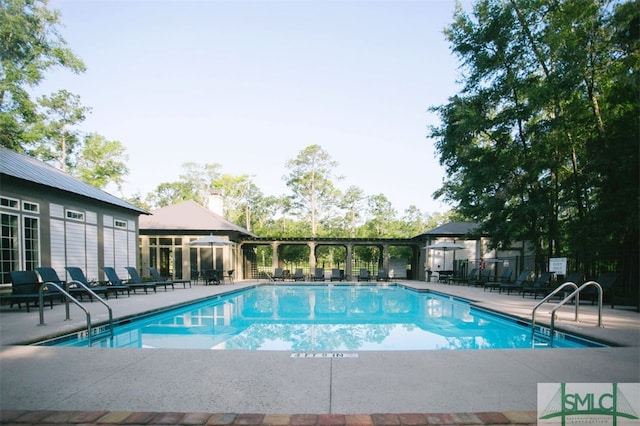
[530,281,603,347]
[38,280,114,346]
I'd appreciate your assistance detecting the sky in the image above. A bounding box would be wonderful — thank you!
[40,0,469,215]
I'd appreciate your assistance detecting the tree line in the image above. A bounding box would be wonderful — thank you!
[121,144,455,239]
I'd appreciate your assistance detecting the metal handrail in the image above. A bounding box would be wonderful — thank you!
[548,281,603,346]
[38,280,114,346]
[531,281,578,340]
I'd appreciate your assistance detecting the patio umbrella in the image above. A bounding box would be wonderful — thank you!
[187,234,236,248]
[425,241,465,270]
[188,234,236,278]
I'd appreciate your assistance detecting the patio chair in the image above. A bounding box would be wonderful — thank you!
[225,269,235,284]
[483,268,513,292]
[357,268,371,282]
[102,266,157,294]
[65,266,129,300]
[203,269,221,285]
[292,268,305,281]
[149,267,190,288]
[499,270,534,295]
[376,268,389,282]
[330,268,342,282]
[36,266,91,301]
[1,270,56,312]
[313,268,325,281]
[521,272,555,299]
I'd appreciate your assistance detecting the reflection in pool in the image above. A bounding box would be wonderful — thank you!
[40,285,604,350]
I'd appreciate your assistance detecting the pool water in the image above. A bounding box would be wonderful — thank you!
[42,284,604,350]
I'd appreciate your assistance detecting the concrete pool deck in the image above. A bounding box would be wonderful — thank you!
[1,280,638,425]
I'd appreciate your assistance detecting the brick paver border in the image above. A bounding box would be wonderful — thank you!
[0,410,538,425]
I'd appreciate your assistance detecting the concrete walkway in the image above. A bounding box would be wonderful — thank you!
[1,280,638,425]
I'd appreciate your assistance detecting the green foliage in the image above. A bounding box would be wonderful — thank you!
[362,194,397,238]
[338,185,366,238]
[431,0,639,262]
[0,0,85,148]
[73,133,129,190]
[145,182,198,209]
[29,89,90,170]
[283,144,342,237]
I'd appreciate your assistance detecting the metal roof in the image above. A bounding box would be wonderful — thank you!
[0,146,148,215]
[139,200,257,237]
[418,221,483,237]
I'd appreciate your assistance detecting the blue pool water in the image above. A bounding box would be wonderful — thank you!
[41,284,604,350]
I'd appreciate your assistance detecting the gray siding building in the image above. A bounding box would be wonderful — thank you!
[0,147,148,287]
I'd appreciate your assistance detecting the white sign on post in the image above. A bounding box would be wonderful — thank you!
[548,258,567,275]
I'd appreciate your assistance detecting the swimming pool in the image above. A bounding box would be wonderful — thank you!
[38,284,605,350]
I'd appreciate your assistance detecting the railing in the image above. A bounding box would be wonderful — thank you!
[531,281,579,341]
[531,280,603,346]
[38,280,114,346]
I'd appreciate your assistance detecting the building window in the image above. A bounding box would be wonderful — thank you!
[1,198,41,283]
[22,201,39,213]
[66,210,85,221]
[1,197,19,210]
[0,213,19,284]
[23,216,39,271]
[114,219,127,229]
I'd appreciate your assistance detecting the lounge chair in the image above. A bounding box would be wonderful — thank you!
[126,266,171,291]
[582,272,621,307]
[357,268,371,282]
[521,272,555,299]
[313,268,325,281]
[36,266,91,301]
[562,271,585,287]
[546,271,585,299]
[66,266,130,299]
[455,268,478,286]
[330,268,342,282]
[272,268,285,282]
[483,268,513,292]
[469,269,491,287]
[292,268,305,281]
[102,266,157,294]
[1,270,55,312]
[499,270,534,295]
[149,267,190,288]
[376,268,389,282]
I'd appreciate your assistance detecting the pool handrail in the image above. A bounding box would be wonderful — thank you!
[38,280,114,346]
[548,281,603,345]
[531,281,578,340]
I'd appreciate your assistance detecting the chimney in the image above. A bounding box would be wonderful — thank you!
[208,190,224,216]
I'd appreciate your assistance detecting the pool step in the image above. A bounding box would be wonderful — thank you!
[532,330,552,348]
